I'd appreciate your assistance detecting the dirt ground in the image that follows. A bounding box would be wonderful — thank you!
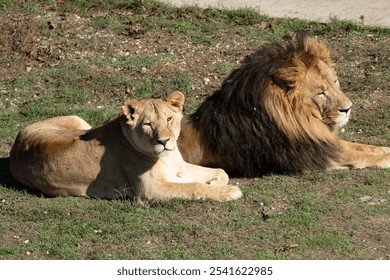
[162,0,390,28]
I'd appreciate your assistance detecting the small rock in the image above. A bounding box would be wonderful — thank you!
[359,195,372,202]
[368,199,386,205]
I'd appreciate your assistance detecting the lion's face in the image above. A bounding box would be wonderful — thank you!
[271,56,353,135]
[304,60,352,129]
[122,92,185,156]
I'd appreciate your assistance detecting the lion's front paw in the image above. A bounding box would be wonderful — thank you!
[381,155,390,168]
[381,147,390,154]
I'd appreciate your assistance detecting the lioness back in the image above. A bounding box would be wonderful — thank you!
[10,116,103,196]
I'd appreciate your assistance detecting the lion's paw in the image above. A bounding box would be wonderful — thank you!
[381,156,390,168]
[371,146,390,155]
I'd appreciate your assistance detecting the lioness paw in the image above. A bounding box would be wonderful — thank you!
[221,186,242,201]
[207,169,229,185]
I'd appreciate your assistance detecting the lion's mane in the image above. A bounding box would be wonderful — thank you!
[189,35,341,176]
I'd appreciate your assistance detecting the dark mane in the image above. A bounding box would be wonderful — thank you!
[189,35,340,176]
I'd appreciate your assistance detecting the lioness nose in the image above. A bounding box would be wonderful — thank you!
[156,138,170,147]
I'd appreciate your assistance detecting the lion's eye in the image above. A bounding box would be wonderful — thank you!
[167,117,173,122]
[143,122,152,127]
[318,91,326,96]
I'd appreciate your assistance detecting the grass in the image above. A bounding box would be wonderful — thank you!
[0,0,389,260]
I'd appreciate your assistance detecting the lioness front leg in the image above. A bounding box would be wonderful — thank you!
[149,182,242,202]
[339,140,390,155]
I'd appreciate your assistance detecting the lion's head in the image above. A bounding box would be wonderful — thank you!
[122,91,185,156]
[186,35,352,176]
[265,37,352,140]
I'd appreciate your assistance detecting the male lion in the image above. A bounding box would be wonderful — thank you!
[9,92,242,202]
[178,35,390,176]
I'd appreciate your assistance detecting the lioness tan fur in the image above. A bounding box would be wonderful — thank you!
[178,35,390,176]
[9,92,242,202]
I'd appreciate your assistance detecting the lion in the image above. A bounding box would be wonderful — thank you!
[178,35,390,176]
[9,92,242,202]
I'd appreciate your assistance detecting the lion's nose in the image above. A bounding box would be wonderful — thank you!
[339,106,351,114]
[156,138,170,147]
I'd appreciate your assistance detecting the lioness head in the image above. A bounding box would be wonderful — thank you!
[122,91,185,156]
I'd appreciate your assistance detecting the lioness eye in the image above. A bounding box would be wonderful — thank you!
[143,122,152,127]
[167,117,173,122]
[318,91,326,96]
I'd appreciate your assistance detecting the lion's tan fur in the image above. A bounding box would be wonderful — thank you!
[10,92,242,202]
[178,36,390,176]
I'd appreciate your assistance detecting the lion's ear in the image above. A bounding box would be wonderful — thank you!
[122,99,143,123]
[272,67,300,92]
[166,91,185,113]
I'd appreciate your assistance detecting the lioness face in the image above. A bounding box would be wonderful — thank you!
[137,104,180,154]
[305,61,352,129]
[122,92,185,156]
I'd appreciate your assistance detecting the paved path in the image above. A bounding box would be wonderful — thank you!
[161,0,390,28]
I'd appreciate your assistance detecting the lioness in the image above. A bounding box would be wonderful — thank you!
[9,92,242,202]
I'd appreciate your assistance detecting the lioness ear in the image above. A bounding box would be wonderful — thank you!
[166,91,185,113]
[122,99,143,122]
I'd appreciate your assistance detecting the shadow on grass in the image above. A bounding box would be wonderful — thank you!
[0,157,42,196]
